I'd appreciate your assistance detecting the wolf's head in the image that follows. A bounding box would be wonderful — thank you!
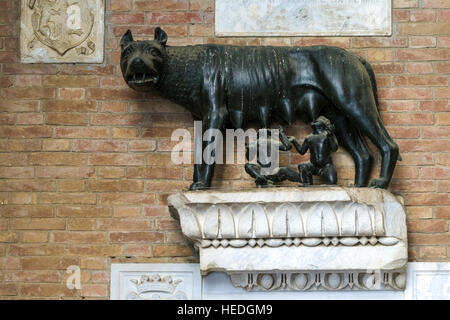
[120,27,168,91]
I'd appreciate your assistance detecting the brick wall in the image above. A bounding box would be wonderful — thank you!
[0,0,449,299]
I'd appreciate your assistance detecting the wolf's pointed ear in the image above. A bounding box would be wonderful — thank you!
[154,27,168,46]
[120,30,134,48]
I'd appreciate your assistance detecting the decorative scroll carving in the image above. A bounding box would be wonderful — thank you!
[230,271,406,291]
[127,274,187,300]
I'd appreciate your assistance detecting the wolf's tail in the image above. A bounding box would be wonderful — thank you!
[358,56,379,109]
[358,56,402,161]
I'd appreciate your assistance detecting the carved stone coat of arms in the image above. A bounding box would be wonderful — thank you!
[20,0,104,63]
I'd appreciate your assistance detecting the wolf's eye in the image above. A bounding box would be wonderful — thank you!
[123,46,134,58]
[149,49,159,57]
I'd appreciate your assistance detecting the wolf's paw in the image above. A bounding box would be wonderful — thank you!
[369,178,389,189]
[189,181,208,191]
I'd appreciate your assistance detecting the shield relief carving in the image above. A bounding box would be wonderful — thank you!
[20,0,104,63]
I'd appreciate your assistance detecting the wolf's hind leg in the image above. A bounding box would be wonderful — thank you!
[334,115,373,187]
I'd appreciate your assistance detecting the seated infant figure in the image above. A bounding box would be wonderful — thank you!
[245,127,302,187]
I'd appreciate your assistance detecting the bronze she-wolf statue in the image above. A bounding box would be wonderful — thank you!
[120,27,400,190]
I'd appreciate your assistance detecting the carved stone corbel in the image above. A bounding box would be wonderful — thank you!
[168,187,408,291]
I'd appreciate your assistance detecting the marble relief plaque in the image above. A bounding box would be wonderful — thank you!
[216,0,392,37]
[20,0,105,63]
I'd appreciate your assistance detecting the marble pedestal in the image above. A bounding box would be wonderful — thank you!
[168,187,408,291]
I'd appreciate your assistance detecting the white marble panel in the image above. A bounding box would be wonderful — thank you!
[216,0,392,37]
[110,264,201,300]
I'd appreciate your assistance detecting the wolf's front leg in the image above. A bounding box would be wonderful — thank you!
[189,108,227,191]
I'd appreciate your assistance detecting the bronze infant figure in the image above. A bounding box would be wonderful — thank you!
[294,116,339,186]
[245,127,303,187]
[120,27,400,190]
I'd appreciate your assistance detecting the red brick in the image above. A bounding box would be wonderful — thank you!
[3,271,60,283]
[394,0,419,8]
[381,113,434,125]
[43,75,98,87]
[72,140,127,152]
[0,167,34,179]
[11,218,66,230]
[147,12,202,24]
[81,284,107,297]
[410,10,436,22]
[127,167,182,179]
[435,61,450,73]
[410,36,437,48]
[98,167,125,179]
[398,140,450,152]
[0,100,39,112]
[29,153,86,166]
[66,245,122,256]
[52,232,106,243]
[110,13,145,24]
[20,284,77,297]
[421,167,450,179]
[0,284,18,296]
[0,232,18,243]
[398,23,450,35]
[43,100,97,112]
[0,180,56,192]
[435,88,450,98]
[397,48,450,60]
[153,245,192,257]
[91,114,145,125]
[39,193,96,205]
[55,127,109,138]
[0,126,52,138]
[109,0,131,11]
[405,193,450,206]
[21,257,78,270]
[406,62,433,73]
[46,113,88,126]
[9,244,65,256]
[87,180,143,192]
[88,154,145,166]
[129,140,157,152]
[437,154,450,165]
[42,139,70,151]
[80,257,107,269]
[379,88,433,99]
[0,206,53,218]
[408,219,448,232]
[420,100,449,111]
[97,218,151,231]
[68,219,96,231]
[438,10,450,21]
[0,87,55,100]
[16,113,44,125]
[99,193,155,205]
[58,88,85,100]
[0,257,20,269]
[407,206,433,219]
[109,232,163,243]
[419,246,447,259]
[135,0,188,11]
[409,234,450,245]
[423,0,450,8]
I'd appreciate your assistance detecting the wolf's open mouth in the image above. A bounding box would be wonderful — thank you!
[127,73,159,85]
